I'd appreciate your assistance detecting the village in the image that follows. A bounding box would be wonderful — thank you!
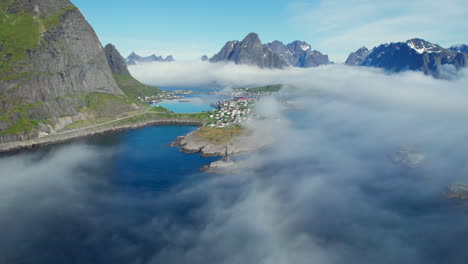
[207,97,256,128]
[137,90,194,104]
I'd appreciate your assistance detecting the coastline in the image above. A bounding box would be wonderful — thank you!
[0,118,204,154]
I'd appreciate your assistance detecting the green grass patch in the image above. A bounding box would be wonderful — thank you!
[0,117,38,135]
[193,126,245,145]
[85,92,137,117]
[154,111,213,122]
[113,73,162,98]
[234,84,283,93]
[41,6,77,32]
[149,106,172,113]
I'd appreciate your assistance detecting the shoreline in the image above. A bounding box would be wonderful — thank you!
[0,118,204,154]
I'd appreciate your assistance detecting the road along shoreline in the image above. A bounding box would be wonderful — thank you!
[0,118,204,154]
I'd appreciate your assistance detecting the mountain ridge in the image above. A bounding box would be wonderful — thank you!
[345,38,468,78]
[126,52,175,65]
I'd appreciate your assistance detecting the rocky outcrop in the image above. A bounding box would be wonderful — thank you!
[444,184,468,200]
[171,128,270,157]
[345,39,468,78]
[265,40,332,67]
[209,33,288,69]
[345,47,370,66]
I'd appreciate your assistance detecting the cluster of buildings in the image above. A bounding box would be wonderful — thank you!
[138,90,193,104]
[208,97,255,128]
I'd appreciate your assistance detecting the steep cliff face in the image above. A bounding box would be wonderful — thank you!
[105,44,162,98]
[0,0,135,143]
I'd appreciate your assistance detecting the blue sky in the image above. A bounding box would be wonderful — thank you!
[72,0,468,62]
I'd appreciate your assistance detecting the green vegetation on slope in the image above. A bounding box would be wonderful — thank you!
[85,92,139,118]
[234,84,283,93]
[149,106,172,113]
[153,111,214,122]
[0,1,77,80]
[113,73,162,98]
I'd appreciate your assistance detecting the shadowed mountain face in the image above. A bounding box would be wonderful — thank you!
[104,44,162,98]
[126,52,175,65]
[345,39,468,78]
[0,0,131,144]
[209,33,288,69]
[105,44,131,76]
[265,40,332,67]
[345,47,370,66]
[450,44,468,54]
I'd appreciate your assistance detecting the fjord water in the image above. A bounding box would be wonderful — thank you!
[0,125,218,264]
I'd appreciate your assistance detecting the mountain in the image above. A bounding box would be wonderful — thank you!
[201,55,209,61]
[104,44,162,98]
[0,0,144,143]
[345,47,370,66]
[209,33,288,69]
[345,38,468,78]
[450,44,468,54]
[126,52,175,65]
[265,40,332,67]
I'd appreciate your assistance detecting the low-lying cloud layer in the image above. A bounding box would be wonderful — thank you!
[1,63,468,263]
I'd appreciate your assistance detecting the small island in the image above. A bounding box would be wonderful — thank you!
[444,184,468,200]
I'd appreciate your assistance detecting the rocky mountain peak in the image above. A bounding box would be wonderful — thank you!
[240,32,263,49]
[406,38,444,54]
[287,41,311,52]
[345,46,370,66]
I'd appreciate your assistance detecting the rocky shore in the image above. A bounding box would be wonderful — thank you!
[0,118,204,153]
[444,184,468,200]
[170,129,270,157]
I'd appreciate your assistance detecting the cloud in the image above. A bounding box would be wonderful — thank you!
[2,63,468,263]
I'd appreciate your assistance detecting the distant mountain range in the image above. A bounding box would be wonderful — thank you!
[345,39,468,78]
[209,33,332,69]
[207,34,467,78]
[126,52,175,65]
